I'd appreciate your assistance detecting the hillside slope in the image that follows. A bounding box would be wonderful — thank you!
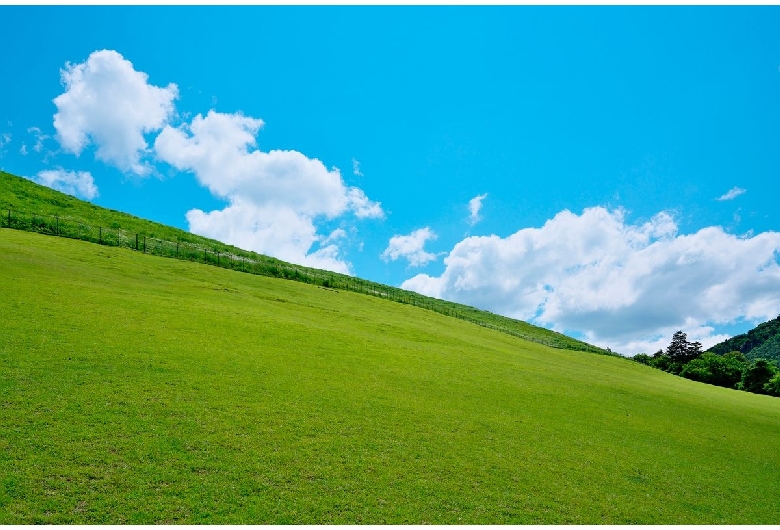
[708,316,780,363]
[2,229,780,523]
[0,170,610,355]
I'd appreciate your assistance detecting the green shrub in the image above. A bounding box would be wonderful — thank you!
[633,353,652,365]
[680,353,744,389]
[764,373,780,397]
[742,359,778,395]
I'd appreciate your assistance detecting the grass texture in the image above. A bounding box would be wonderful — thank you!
[0,170,610,355]
[1,228,780,523]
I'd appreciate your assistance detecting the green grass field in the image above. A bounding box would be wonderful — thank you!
[2,228,780,523]
[0,170,610,355]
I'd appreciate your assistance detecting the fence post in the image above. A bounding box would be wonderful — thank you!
[6,209,9,228]
[217,251,220,267]
[143,236,146,253]
[176,242,179,258]
[99,227,102,244]
[55,215,59,236]
[135,233,138,251]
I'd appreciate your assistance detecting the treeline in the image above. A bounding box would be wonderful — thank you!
[633,331,780,397]
[708,316,780,364]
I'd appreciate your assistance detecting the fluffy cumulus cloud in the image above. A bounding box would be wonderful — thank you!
[155,110,383,273]
[186,200,350,274]
[402,207,780,355]
[382,227,440,267]
[468,193,488,225]
[53,50,178,175]
[32,169,98,200]
[717,186,746,201]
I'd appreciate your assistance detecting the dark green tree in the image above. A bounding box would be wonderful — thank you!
[741,359,778,395]
[717,354,749,388]
[723,350,748,364]
[679,355,713,383]
[649,349,673,372]
[666,330,702,364]
[764,373,780,397]
[680,352,745,388]
[633,353,652,365]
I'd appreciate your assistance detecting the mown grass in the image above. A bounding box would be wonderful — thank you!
[0,170,610,355]
[1,228,780,523]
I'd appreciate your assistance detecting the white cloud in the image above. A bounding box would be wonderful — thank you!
[401,207,780,355]
[32,169,98,200]
[382,227,440,267]
[717,186,746,201]
[155,110,383,273]
[155,111,382,218]
[53,50,178,175]
[322,228,347,245]
[468,193,488,225]
[0,132,10,148]
[27,127,50,153]
[352,158,363,177]
[347,187,385,219]
[186,200,351,275]
[19,144,28,156]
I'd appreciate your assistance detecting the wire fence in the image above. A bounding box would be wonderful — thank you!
[1,208,611,355]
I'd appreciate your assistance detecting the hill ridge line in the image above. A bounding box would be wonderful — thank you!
[0,172,612,356]
[2,208,612,356]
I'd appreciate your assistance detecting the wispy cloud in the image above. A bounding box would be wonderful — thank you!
[717,186,746,201]
[468,193,488,225]
[27,127,50,153]
[352,158,363,177]
[322,228,347,245]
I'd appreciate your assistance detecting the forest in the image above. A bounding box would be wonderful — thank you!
[633,321,780,397]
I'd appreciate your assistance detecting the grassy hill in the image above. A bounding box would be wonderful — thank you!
[708,316,780,363]
[0,170,610,356]
[2,228,780,523]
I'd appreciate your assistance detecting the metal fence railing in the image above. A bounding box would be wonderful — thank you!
[1,208,612,355]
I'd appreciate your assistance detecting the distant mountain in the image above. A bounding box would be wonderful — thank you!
[708,316,780,363]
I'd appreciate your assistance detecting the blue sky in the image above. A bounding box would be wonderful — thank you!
[2,6,780,354]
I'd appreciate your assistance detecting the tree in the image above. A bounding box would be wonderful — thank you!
[633,353,652,365]
[723,350,748,364]
[741,359,778,395]
[679,352,744,389]
[716,353,749,389]
[649,350,673,372]
[679,355,714,383]
[666,330,702,365]
[764,373,780,397]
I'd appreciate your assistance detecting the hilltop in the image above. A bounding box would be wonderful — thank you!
[708,316,780,363]
[0,170,610,356]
